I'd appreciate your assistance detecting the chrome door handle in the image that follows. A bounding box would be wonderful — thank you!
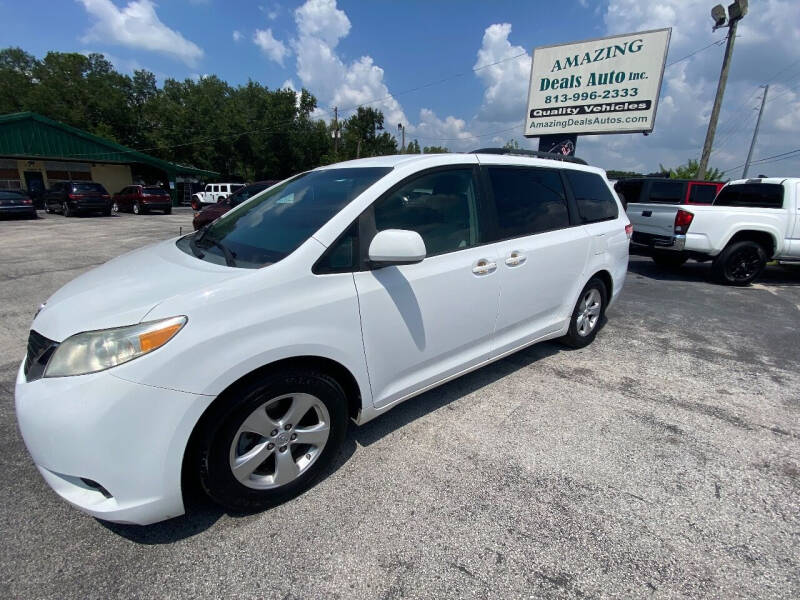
[472,259,497,275]
[505,251,527,267]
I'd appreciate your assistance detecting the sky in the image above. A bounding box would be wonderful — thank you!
[2,0,800,176]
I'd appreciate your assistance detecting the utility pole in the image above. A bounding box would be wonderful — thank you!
[332,106,339,157]
[398,123,405,153]
[742,85,768,178]
[698,0,748,180]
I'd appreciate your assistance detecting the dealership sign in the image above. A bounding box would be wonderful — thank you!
[525,28,671,137]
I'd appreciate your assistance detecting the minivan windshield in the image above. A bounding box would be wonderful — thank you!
[177,167,391,268]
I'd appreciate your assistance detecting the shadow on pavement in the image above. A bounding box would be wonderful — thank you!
[101,339,570,544]
[628,256,800,286]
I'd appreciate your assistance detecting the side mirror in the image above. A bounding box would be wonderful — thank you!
[368,229,426,267]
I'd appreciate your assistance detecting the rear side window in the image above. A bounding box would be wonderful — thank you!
[487,167,569,238]
[714,183,784,208]
[565,171,619,223]
[143,187,168,195]
[647,181,684,204]
[73,183,107,194]
[688,184,717,204]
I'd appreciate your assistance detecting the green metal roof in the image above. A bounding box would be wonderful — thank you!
[0,112,217,178]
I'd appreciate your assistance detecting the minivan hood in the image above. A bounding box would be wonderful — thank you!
[32,238,243,341]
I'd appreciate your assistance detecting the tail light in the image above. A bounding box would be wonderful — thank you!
[674,209,694,234]
[625,223,633,239]
[68,193,79,200]
[102,194,110,199]
[23,198,32,204]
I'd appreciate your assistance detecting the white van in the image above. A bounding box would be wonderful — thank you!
[16,151,630,524]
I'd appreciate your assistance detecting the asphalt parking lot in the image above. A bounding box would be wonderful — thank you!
[1,209,798,599]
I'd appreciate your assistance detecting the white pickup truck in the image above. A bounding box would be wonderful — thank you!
[628,177,800,285]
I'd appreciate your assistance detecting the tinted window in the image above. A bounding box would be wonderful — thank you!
[314,222,358,274]
[178,167,390,268]
[488,167,569,238]
[614,180,644,206]
[714,183,784,208]
[566,171,619,222]
[647,181,684,204]
[212,185,219,192]
[143,187,168,195]
[688,184,717,204]
[73,183,107,194]
[373,168,479,256]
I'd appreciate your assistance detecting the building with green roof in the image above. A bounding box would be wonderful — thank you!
[0,112,217,205]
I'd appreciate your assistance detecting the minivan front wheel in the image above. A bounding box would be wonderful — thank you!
[197,369,348,512]
[561,277,607,348]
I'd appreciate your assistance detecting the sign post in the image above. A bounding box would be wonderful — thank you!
[525,28,671,153]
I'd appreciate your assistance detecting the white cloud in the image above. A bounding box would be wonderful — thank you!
[291,0,408,131]
[474,23,531,125]
[77,0,203,67]
[254,28,289,66]
[232,30,243,43]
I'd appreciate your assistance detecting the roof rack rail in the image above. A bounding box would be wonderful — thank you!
[469,147,588,165]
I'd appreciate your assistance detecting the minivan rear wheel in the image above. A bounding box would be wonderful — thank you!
[197,369,348,512]
[561,277,607,348]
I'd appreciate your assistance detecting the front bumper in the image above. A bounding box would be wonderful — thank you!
[15,361,213,525]
[630,232,686,251]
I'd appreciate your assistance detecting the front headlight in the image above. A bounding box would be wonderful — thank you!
[44,316,187,378]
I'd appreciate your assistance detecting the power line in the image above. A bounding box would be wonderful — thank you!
[721,147,800,174]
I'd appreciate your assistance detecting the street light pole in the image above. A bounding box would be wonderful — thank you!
[698,1,748,180]
[398,123,405,153]
[742,85,768,178]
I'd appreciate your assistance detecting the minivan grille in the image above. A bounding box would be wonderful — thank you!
[25,330,58,381]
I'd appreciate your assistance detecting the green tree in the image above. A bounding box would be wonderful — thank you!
[503,138,520,150]
[660,159,725,181]
[340,107,398,159]
[0,47,37,113]
[423,145,449,154]
[405,139,421,154]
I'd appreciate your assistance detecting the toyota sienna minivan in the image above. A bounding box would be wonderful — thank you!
[16,152,630,524]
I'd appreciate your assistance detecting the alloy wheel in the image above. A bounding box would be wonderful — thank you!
[228,393,330,490]
[727,247,761,282]
[575,288,602,337]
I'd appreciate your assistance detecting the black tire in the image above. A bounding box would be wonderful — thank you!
[164,206,172,215]
[62,202,72,217]
[197,369,348,513]
[45,205,54,214]
[560,277,608,349]
[712,240,767,286]
[103,207,112,216]
[652,252,688,268]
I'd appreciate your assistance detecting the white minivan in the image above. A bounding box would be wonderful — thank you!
[16,152,630,525]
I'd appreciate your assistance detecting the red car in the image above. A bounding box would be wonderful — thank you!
[192,180,278,230]
[112,185,172,215]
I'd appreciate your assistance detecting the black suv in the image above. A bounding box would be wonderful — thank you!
[44,181,112,217]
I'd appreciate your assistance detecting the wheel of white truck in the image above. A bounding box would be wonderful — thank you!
[712,240,767,286]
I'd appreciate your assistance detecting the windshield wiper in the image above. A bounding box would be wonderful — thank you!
[191,226,237,267]
[203,237,238,267]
